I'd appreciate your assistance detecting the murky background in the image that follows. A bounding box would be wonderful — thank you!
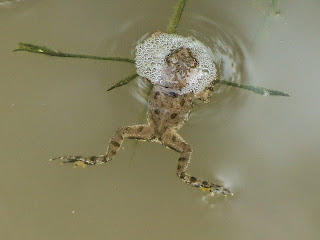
[1,0,319,239]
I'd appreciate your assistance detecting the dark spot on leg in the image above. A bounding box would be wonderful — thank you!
[190,177,197,183]
[125,127,131,131]
[111,150,117,155]
[202,181,209,187]
[171,113,177,119]
[178,157,187,162]
[172,135,176,142]
[111,141,120,147]
[154,91,160,99]
[169,92,177,98]
[180,99,185,106]
[138,126,144,132]
[179,172,186,178]
[154,109,160,114]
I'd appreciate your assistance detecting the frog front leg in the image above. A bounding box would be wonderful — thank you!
[195,86,214,103]
[161,131,232,196]
[51,124,155,165]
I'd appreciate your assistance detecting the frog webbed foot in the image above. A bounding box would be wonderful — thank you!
[209,185,233,196]
[50,155,107,166]
[199,184,232,197]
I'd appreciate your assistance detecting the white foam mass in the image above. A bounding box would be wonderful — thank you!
[135,33,217,94]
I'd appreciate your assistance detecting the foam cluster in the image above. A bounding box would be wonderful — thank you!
[135,33,217,94]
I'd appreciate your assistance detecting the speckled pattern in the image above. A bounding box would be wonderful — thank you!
[52,35,231,196]
[135,33,217,94]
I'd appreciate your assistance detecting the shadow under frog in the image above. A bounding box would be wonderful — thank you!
[52,39,231,196]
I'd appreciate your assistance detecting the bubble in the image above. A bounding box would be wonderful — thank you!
[135,33,217,94]
[201,68,210,76]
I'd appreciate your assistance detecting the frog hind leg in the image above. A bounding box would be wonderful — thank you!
[51,124,155,165]
[161,131,232,196]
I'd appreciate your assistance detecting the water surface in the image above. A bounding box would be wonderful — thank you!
[0,0,319,239]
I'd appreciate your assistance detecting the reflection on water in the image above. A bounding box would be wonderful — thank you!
[181,16,247,88]
[180,15,250,121]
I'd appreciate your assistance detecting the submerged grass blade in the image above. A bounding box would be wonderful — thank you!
[107,73,139,91]
[215,80,290,97]
[166,0,188,34]
[14,42,135,64]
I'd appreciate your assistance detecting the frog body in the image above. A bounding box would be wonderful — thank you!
[53,35,231,196]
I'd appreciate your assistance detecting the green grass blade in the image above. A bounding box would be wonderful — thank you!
[215,80,289,97]
[107,73,139,91]
[14,42,135,64]
[166,0,188,34]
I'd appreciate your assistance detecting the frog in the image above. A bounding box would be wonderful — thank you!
[52,35,232,196]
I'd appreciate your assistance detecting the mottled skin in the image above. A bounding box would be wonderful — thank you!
[53,41,231,196]
[161,47,197,89]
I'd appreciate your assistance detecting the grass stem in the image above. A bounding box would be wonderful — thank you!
[166,0,188,34]
[14,42,135,64]
[107,73,139,91]
[214,80,289,97]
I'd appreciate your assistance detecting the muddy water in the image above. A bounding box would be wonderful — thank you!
[1,0,319,239]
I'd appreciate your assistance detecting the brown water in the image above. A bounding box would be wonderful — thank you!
[1,0,319,239]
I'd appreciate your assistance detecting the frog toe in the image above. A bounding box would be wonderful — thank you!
[210,185,233,197]
[50,155,106,165]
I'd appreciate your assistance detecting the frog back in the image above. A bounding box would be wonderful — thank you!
[147,86,194,136]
